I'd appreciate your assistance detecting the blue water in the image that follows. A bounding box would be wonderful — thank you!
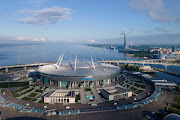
[156,72,180,84]
[0,43,179,77]
[0,43,137,66]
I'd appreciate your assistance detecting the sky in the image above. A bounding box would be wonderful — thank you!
[0,0,180,44]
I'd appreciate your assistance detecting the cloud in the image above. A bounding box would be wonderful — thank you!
[0,36,47,42]
[89,40,95,43]
[18,7,73,24]
[28,0,47,4]
[128,0,180,23]
[155,27,168,33]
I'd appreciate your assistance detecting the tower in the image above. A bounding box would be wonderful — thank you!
[124,28,128,49]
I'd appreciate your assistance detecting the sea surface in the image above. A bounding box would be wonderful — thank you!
[0,43,179,77]
[0,43,138,66]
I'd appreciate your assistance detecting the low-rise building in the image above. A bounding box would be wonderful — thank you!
[44,90,75,104]
[100,87,132,101]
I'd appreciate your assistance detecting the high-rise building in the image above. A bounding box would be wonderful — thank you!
[172,46,176,52]
[124,28,128,49]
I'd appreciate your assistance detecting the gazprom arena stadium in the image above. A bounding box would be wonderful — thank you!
[34,54,121,88]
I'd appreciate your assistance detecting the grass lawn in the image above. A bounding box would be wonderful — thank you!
[11,91,16,94]
[21,88,34,95]
[22,97,32,100]
[134,83,141,88]
[168,106,180,115]
[129,82,133,85]
[38,100,44,103]
[35,89,43,93]
[136,90,144,93]
[135,80,143,83]
[16,86,29,93]
[172,97,180,110]
[130,87,137,91]
[141,85,146,89]
[32,98,37,101]
[85,88,91,91]
[29,92,37,97]
[14,94,21,97]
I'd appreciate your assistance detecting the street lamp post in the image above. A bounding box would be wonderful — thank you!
[133,98,136,120]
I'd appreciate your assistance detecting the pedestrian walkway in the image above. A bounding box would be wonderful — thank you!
[79,88,87,104]
[91,88,103,103]
[18,86,40,99]
[18,86,33,94]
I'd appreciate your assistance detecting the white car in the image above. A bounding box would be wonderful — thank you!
[114,103,117,105]
[65,106,70,109]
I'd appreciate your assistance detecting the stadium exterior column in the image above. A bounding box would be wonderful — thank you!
[69,82,71,88]
[88,81,89,87]
[84,81,85,87]
[72,82,74,88]
[117,62,119,67]
[74,82,76,87]
[50,80,52,85]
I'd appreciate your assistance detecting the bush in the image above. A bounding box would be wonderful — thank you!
[11,91,16,94]
[0,82,29,88]
[175,87,180,94]
[75,95,80,102]
[174,97,180,104]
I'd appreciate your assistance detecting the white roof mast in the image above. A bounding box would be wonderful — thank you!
[74,54,77,71]
[91,55,95,70]
[56,52,64,69]
[56,52,63,65]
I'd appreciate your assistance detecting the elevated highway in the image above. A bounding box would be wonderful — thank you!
[98,60,180,66]
[0,59,179,73]
[0,63,51,72]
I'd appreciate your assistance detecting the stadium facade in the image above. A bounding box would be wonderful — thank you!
[34,54,121,88]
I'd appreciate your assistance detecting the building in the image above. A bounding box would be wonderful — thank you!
[139,66,153,72]
[100,87,132,101]
[153,81,177,87]
[172,46,177,52]
[44,90,75,104]
[164,113,180,120]
[149,48,172,55]
[34,55,121,88]
[124,28,128,49]
[157,54,167,59]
